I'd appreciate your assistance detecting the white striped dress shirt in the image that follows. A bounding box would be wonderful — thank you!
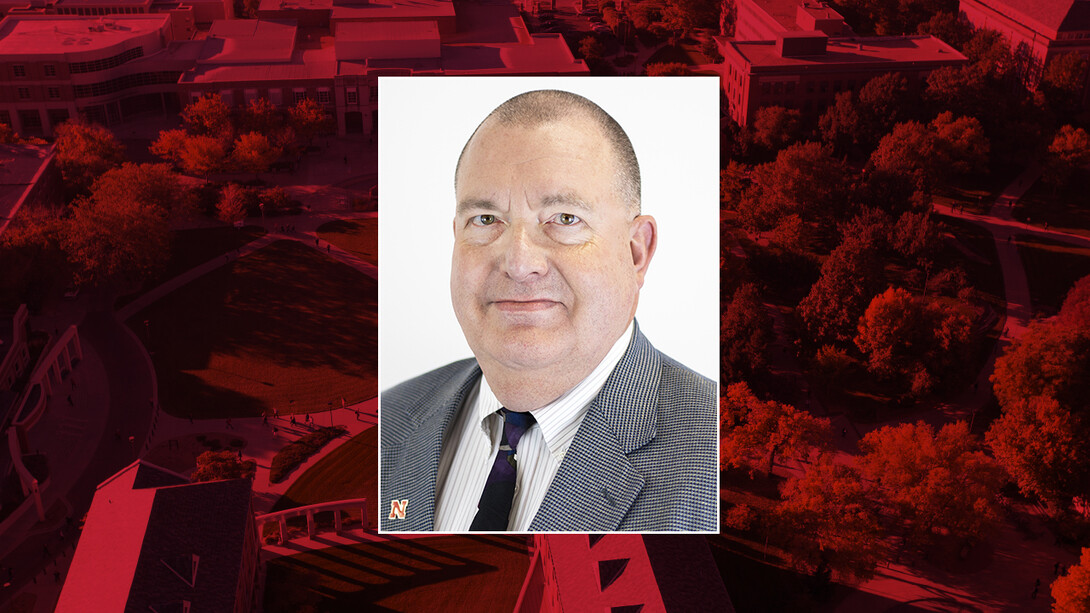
[433,321,635,531]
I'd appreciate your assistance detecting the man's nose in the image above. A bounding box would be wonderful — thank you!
[501,223,548,282]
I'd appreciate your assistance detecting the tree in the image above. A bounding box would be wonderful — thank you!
[916,11,971,49]
[721,283,771,383]
[579,35,604,61]
[1041,52,1088,119]
[854,288,975,397]
[0,122,15,144]
[645,62,690,76]
[1053,548,1090,613]
[661,0,720,35]
[890,209,941,264]
[750,106,802,152]
[988,310,1090,506]
[1042,125,1090,191]
[856,72,912,146]
[1059,274,1090,326]
[628,1,663,30]
[232,132,280,175]
[929,111,989,175]
[288,98,332,147]
[986,395,1090,506]
[178,135,228,175]
[241,97,281,135]
[868,113,988,191]
[61,194,170,287]
[741,141,853,233]
[150,128,189,166]
[774,459,884,582]
[53,119,125,197]
[819,91,862,155]
[720,382,831,477]
[90,163,194,220]
[798,231,885,345]
[217,183,249,224]
[192,450,255,482]
[990,321,1090,414]
[182,94,233,139]
[858,421,1004,547]
[720,160,749,210]
[0,205,68,309]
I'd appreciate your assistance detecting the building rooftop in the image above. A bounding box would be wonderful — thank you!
[199,19,297,63]
[183,43,336,81]
[334,18,436,43]
[0,14,169,55]
[52,0,152,7]
[726,34,967,68]
[749,0,840,31]
[967,0,1090,37]
[57,461,253,613]
[441,33,587,74]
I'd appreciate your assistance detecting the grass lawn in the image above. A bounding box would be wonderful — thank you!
[316,218,377,265]
[117,225,266,308]
[1013,172,1090,237]
[1015,234,1090,316]
[264,535,530,612]
[130,240,376,418]
[272,427,377,523]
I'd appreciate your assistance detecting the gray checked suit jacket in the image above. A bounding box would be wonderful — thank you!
[379,325,718,532]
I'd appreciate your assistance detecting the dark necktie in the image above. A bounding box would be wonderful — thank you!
[469,408,535,531]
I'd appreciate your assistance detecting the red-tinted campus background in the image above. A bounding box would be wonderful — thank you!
[2,0,1090,611]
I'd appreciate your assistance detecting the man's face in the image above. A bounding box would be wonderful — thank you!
[451,116,655,379]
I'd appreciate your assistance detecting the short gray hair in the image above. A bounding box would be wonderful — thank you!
[455,89,641,214]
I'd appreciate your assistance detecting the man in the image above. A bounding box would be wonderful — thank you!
[380,90,716,532]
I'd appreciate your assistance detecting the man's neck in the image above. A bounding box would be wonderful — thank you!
[478,322,635,412]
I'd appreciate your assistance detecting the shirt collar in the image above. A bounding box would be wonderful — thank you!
[475,320,636,462]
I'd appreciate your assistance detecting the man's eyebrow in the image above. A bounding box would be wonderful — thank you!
[540,192,592,212]
[456,198,500,215]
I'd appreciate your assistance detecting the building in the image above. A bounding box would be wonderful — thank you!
[57,460,259,612]
[734,0,853,41]
[516,533,734,612]
[0,14,189,136]
[180,3,586,137]
[960,0,1090,97]
[719,31,967,126]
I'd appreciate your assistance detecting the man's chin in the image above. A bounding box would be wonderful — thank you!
[482,331,570,372]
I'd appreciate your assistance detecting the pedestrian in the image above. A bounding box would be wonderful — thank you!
[315,237,319,247]
[54,571,60,584]
[841,427,847,438]
[1044,222,1049,230]
[263,413,268,426]
[327,244,330,252]
[237,449,242,461]
[354,408,360,421]
[290,415,297,426]
[226,418,233,430]
[1007,235,1012,243]
[67,394,73,406]
[343,155,348,165]
[273,426,279,437]
[273,407,279,419]
[43,544,49,558]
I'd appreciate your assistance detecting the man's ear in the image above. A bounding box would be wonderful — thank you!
[630,215,657,289]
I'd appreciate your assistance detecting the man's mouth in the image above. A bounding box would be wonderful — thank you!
[491,299,560,312]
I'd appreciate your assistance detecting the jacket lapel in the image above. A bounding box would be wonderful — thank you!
[529,326,662,531]
[384,362,481,531]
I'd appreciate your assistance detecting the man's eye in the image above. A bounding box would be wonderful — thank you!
[554,213,581,226]
[471,214,497,226]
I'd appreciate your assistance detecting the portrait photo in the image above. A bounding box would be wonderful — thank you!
[377,76,720,533]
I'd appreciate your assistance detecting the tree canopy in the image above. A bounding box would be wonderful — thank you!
[720,381,831,477]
